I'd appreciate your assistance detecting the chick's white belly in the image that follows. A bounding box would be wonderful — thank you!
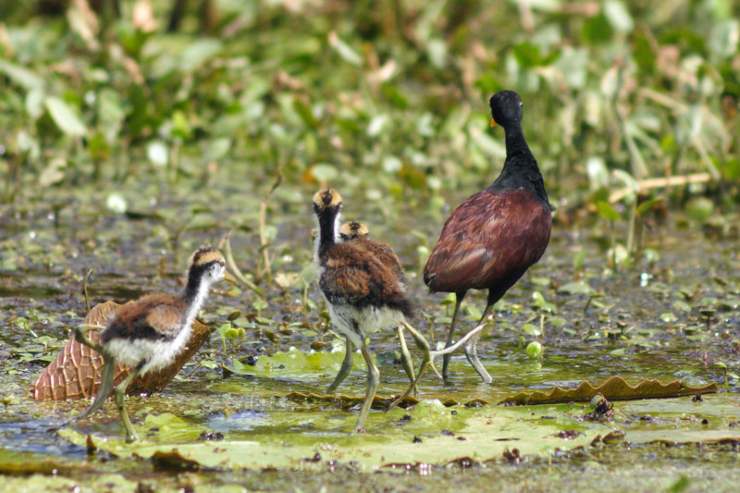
[328,303,405,347]
[105,334,189,376]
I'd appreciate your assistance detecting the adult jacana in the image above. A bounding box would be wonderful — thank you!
[313,190,414,431]
[70,247,225,441]
[424,90,553,384]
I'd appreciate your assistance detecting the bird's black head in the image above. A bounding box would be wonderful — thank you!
[489,90,523,129]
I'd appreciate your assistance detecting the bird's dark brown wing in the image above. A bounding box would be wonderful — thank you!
[320,242,413,317]
[356,238,405,280]
[144,304,184,339]
[423,189,551,293]
[101,294,185,343]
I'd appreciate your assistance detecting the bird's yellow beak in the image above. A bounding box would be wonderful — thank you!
[489,118,497,128]
[224,271,239,284]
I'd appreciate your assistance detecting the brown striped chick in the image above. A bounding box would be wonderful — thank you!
[70,248,225,442]
[313,189,413,432]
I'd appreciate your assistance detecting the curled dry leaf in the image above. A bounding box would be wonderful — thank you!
[31,300,212,400]
[284,376,718,410]
[498,376,718,406]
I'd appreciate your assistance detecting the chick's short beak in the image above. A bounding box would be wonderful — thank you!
[223,270,238,284]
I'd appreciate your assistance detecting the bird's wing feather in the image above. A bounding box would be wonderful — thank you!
[320,242,411,315]
[143,304,183,339]
[320,264,372,305]
[423,191,506,291]
[424,189,552,293]
[356,239,405,279]
[102,294,183,342]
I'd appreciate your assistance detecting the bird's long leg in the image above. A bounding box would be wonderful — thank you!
[73,323,106,354]
[401,322,441,381]
[464,304,494,384]
[51,353,117,432]
[387,321,486,411]
[442,293,465,383]
[355,338,380,433]
[114,368,141,443]
[327,335,353,393]
[396,325,417,394]
[73,353,116,422]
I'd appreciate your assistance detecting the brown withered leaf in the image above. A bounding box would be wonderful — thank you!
[151,450,202,472]
[284,391,421,410]
[498,376,718,406]
[31,300,212,401]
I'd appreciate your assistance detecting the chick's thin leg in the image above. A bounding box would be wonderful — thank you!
[113,369,141,442]
[397,325,417,394]
[327,335,354,393]
[355,338,380,433]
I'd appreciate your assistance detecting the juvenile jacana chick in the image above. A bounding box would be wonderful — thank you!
[71,247,225,442]
[424,90,553,384]
[339,221,405,280]
[338,220,368,241]
[329,221,414,392]
[313,189,414,432]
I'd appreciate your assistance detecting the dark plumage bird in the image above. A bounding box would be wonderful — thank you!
[313,189,413,431]
[424,90,553,384]
[70,248,225,441]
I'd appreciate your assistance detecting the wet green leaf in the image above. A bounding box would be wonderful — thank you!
[180,39,222,72]
[595,201,620,221]
[526,341,543,359]
[685,197,714,224]
[558,281,594,296]
[225,347,362,380]
[311,163,338,182]
[44,97,87,137]
[328,32,362,66]
[531,291,556,313]
[0,60,44,92]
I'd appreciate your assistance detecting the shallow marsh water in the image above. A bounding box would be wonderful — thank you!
[0,183,738,492]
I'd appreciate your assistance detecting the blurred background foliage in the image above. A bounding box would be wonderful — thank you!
[0,0,737,229]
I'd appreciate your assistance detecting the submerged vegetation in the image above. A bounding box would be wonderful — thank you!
[0,0,738,491]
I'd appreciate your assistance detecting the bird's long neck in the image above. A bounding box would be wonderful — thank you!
[315,208,341,260]
[182,269,211,330]
[491,123,552,209]
[503,124,535,165]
